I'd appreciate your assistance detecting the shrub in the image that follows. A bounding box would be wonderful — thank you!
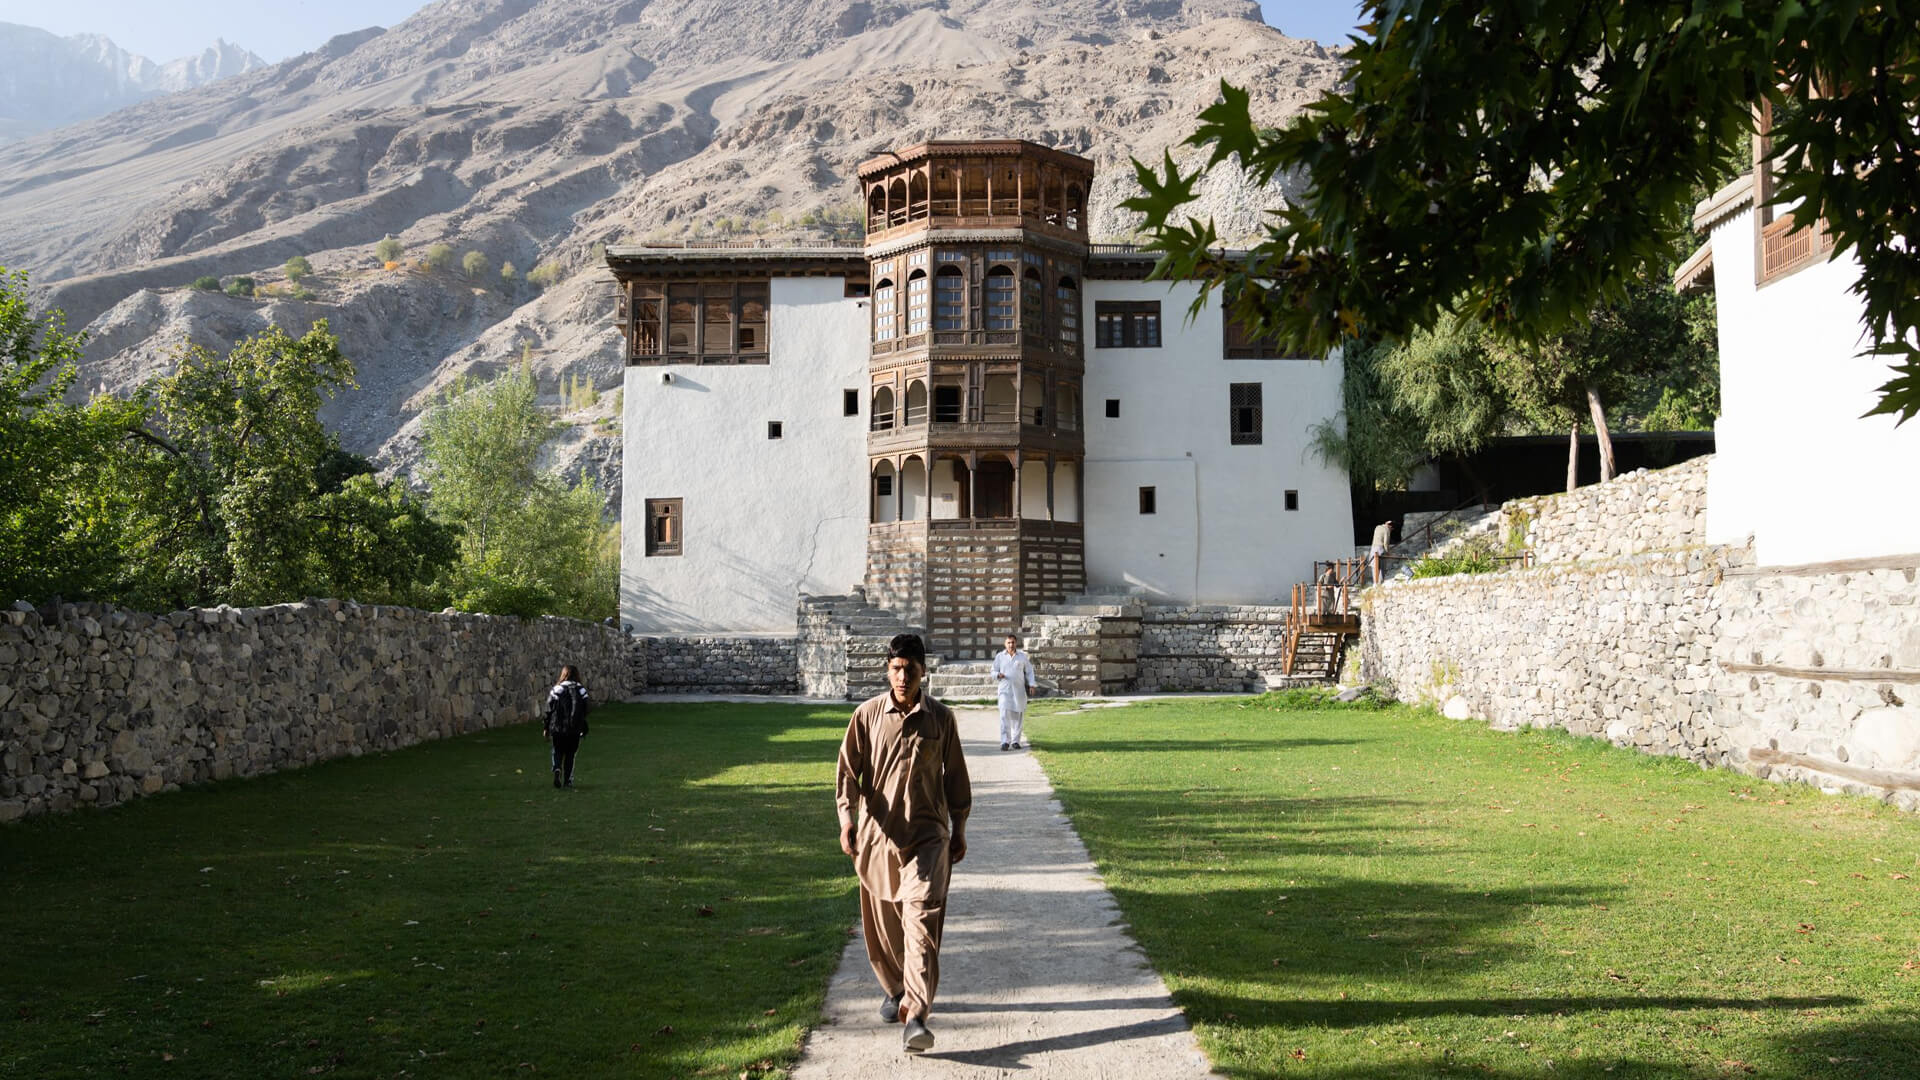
[283,255,312,282]
[224,277,256,298]
[190,275,221,292]
[291,286,316,301]
[1410,535,1502,578]
[382,260,401,272]
[526,262,562,289]
[499,261,518,283]
[374,237,403,263]
[425,244,456,272]
[461,250,490,279]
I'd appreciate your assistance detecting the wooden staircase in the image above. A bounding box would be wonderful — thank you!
[1282,558,1365,680]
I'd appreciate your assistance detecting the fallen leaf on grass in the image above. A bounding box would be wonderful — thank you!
[1796,924,1815,934]
[1290,1049,1307,1061]
[696,905,715,917]
[1893,873,1910,881]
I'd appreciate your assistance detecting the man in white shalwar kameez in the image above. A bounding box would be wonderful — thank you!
[992,634,1037,751]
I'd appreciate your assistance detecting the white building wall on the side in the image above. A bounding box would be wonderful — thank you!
[620,277,869,633]
[1705,207,1920,566]
[1081,280,1354,604]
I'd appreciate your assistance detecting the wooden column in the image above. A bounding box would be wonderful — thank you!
[967,451,978,521]
[1046,455,1056,522]
[1012,450,1023,522]
[896,454,907,522]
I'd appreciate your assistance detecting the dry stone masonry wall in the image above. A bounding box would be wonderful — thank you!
[1504,455,1710,565]
[1139,606,1296,692]
[636,636,798,694]
[0,600,634,823]
[1363,455,1920,811]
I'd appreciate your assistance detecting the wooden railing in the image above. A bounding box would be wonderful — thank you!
[1282,558,1367,677]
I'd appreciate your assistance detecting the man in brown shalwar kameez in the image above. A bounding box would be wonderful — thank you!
[834,632,971,1054]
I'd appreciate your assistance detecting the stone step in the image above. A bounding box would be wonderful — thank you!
[1040,602,1141,617]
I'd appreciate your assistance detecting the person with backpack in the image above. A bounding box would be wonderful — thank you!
[543,665,592,788]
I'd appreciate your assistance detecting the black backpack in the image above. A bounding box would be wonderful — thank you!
[548,683,590,738]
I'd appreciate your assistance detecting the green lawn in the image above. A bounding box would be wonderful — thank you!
[0,703,857,1079]
[1027,694,1920,1080]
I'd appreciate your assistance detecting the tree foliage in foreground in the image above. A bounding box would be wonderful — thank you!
[1127,1,1920,421]
[422,366,618,621]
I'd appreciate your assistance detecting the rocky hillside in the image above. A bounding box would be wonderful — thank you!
[0,0,1348,509]
[0,24,263,142]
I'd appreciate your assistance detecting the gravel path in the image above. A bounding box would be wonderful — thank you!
[792,704,1221,1079]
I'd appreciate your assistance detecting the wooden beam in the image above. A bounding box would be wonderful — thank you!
[1722,662,1920,685]
[1746,747,1920,793]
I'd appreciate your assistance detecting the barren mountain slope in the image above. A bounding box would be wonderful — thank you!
[0,0,1346,506]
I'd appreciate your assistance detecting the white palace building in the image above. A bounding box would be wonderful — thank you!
[608,139,1352,657]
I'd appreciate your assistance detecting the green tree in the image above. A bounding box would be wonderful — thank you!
[283,255,312,282]
[109,323,456,609]
[425,244,455,272]
[0,269,145,604]
[375,237,403,264]
[224,276,255,298]
[422,366,617,620]
[500,261,518,285]
[461,250,490,279]
[526,263,562,289]
[190,275,221,292]
[1126,1,1920,421]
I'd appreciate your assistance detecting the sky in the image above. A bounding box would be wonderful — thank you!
[0,0,1368,64]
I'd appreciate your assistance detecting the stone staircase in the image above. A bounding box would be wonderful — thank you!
[925,658,1006,702]
[796,590,923,700]
[1020,587,1146,696]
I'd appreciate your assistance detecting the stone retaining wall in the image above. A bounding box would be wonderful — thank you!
[1362,456,1920,811]
[636,636,798,694]
[1506,455,1710,565]
[1,599,634,822]
[1139,606,1293,691]
[1363,548,1740,764]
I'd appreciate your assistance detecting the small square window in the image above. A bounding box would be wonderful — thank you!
[1105,399,1120,418]
[767,421,783,439]
[875,474,894,497]
[843,389,859,416]
[1139,486,1156,515]
[1284,489,1299,511]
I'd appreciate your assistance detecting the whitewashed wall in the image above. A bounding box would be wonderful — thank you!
[1706,207,1920,566]
[620,278,870,633]
[1080,279,1353,603]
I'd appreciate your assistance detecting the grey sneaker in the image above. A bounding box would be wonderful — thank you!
[902,1018,934,1053]
[879,994,900,1023]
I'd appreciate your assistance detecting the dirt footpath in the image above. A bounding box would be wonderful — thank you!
[792,705,1220,1079]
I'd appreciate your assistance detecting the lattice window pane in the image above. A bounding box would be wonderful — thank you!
[1230,382,1263,445]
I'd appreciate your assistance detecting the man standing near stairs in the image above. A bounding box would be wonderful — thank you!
[993,633,1038,751]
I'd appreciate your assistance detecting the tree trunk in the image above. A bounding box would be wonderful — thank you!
[1586,384,1616,483]
[1566,422,1580,493]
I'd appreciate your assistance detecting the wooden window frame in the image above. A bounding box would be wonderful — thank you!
[626,282,769,365]
[1230,382,1263,445]
[1095,300,1161,348]
[645,498,683,557]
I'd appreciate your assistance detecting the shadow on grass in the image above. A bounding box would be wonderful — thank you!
[0,702,860,1080]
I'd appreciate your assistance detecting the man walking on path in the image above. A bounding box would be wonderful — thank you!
[991,634,1037,750]
[835,633,972,1054]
